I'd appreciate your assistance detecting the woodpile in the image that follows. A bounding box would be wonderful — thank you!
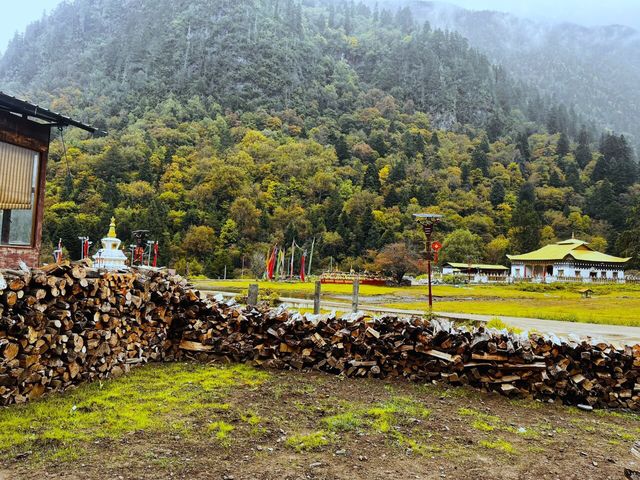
[1,263,638,410]
[176,304,640,410]
[0,262,192,405]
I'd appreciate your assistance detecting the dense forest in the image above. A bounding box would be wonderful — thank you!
[1,0,639,277]
[383,1,640,149]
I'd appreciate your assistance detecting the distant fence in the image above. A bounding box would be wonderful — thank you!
[437,275,640,285]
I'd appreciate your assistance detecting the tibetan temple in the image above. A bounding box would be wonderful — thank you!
[507,238,631,282]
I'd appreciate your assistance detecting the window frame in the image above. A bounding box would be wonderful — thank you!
[0,140,41,248]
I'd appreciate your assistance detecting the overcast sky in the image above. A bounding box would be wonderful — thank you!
[2,0,640,55]
[0,0,64,55]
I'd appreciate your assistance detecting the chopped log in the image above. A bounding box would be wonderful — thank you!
[424,349,454,362]
[179,340,214,352]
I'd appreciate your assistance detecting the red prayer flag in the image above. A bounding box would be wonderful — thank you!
[300,252,306,282]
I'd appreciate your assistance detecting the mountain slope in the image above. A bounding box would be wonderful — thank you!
[0,0,639,275]
[0,0,544,133]
[380,0,640,144]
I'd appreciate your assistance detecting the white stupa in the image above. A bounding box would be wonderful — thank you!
[93,217,128,270]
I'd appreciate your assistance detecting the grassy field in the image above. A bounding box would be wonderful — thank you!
[195,279,640,326]
[386,298,640,326]
[2,362,638,479]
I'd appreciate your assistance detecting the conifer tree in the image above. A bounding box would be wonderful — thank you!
[574,126,592,169]
[511,183,541,253]
[556,132,570,158]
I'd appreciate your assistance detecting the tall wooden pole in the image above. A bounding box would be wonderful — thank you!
[314,280,321,314]
[352,276,360,313]
[307,237,315,277]
[247,284,259,306]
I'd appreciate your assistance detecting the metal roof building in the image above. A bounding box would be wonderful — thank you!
[0,92,95,268]
[507,238,631,282]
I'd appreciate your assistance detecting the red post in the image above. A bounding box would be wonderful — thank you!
[414,214,442,313]
[427,251,433,309]
[424,227,434,310]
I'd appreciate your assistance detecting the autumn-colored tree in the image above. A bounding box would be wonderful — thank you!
[372,243,420,283]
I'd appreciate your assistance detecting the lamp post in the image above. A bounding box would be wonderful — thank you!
[413,213,443,310]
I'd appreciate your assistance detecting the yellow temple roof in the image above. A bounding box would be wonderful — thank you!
[507,239,631,264]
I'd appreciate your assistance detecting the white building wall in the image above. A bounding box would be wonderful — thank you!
[510,261,625,282]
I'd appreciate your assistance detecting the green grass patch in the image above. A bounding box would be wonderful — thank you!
[472,420,495,432]
[286,431,333,452]
[392,431,440,455]
[480,439,516,454]
[322,412,362,432]
[458,407,501,425]
[208,421,235,444]
[0,362,269,459]
[199,278,640,326]
[385,296,640,327]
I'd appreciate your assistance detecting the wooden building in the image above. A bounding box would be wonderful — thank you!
[441,262,509,283]
[0,92,95,268]
[507,238,631,282]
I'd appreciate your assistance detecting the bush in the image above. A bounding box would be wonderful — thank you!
[442,274,468,285]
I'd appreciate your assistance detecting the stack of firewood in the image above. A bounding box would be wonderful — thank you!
[0,262,194,405]
[1,262,638,409]
[176,304,640,410]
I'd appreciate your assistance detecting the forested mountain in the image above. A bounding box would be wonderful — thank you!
[379,0,640,147]
[0,0,639,276]
[1,0,541,132]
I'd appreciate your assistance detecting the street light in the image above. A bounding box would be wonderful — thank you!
[413,213,443,310]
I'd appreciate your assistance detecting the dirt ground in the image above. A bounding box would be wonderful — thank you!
[2,363,639,480]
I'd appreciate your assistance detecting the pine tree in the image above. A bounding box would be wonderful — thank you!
[471,138,490,174]
[62,173,74,201]
[363,163,381,191]
[511,183,541,253]
[556,132,570,158]
[549,168,562,187]
[574,126,592,169]
[489,180,505,206]
[564,161,582,192]
[594,133,638,193]
[516,132,531,163]
[333,135,350,163]
[430,132,440,149]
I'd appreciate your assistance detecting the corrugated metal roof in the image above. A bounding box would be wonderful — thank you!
[444,263,508,270]
[0,91,96,133]
[507,239,631,264]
